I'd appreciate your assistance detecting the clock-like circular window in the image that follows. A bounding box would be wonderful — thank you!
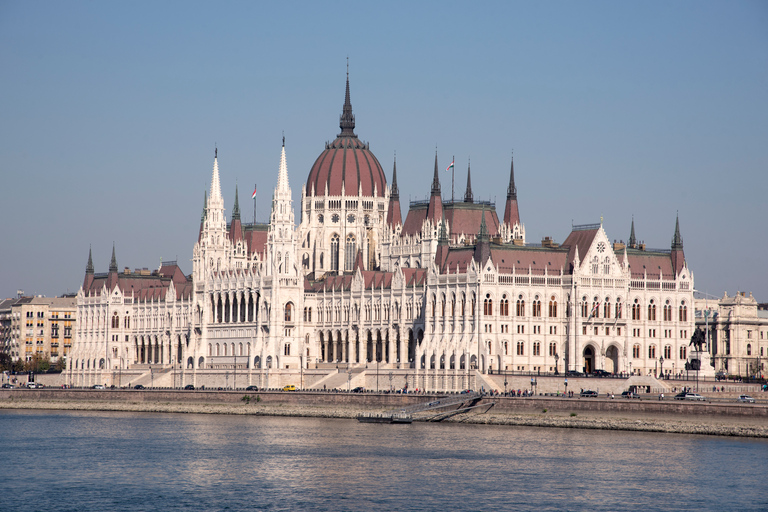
[597,242,606,253]
[331,214,339,223]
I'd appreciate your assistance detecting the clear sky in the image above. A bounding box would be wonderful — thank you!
[1,1,766,301]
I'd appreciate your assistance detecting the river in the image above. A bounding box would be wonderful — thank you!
[1,410,765,511]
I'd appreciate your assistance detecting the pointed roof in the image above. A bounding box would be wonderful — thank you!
[464,160,473,203]
[431,151,441,196]
[507,153,517,200]
[672,213,683,250]
[232,185,240,221]
[210,147,222,204]
[339,66,355,137]
[629,217,637,248]
[201,190,207,222]
[502,154,521,226]
[86,246,94,275]
[276,137,290,193]
[109,243,118,273]
[477,206,489,242]
[386,155,402,227]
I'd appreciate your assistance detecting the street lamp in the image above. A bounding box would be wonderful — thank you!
[554,353,559,376]
[659,356,664,380]
[388,371,393,392]
[150,366,153,389]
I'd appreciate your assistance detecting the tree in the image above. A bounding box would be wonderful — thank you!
[0,353,12,372]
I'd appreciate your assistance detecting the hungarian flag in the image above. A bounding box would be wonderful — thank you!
[588,302,600,320]
[251,184,257,199]
[445,160,454,172]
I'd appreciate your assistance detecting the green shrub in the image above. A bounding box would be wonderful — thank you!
[570,412,577,417]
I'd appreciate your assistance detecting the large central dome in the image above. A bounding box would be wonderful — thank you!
[305,77,387,198]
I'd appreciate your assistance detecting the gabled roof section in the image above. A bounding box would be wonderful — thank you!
[561,225,600,270]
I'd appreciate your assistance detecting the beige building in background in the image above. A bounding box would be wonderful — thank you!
[696,292,768,378]
[7,296,76,364]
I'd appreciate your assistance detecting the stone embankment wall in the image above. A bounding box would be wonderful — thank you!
[2,389,766,418]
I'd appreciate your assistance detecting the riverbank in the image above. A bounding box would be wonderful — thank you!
[2,396,767,438]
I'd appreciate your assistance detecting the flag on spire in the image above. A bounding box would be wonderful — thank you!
[251,184,257,199]
[445,160,454,172]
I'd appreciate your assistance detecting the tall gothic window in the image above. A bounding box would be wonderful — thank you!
[330,234,340,271]
[345,234,356,271]
[548,297,557,318]
[484,295,493,316]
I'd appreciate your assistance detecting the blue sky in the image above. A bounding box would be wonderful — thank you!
[1,1,766,301]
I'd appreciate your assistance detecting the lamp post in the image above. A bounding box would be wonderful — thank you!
[659,356,664,380]
[388,371,393,392]
[555,353,559,376]
[150,366,153,389]
[347,369,352,391]
[629,361,632,377]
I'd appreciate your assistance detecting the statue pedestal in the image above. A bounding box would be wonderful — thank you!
[690,350,715,379]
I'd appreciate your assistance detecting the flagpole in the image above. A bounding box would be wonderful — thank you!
[451,155,455,203]
[253,183,257,224]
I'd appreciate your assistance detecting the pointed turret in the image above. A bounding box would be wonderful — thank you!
[339,65,355,137]
[109,243,118,273]
[435,213,450,272]
[201,190,207,222]
[628,217,637,248]
[464,160,473,203]
[671,213,685,275]
[232,185,240,221]
[386,155,402,227]
[276,136,290,193]
[210,147,223,205]
[502,153,520,227]
[431,151,441,196]
[86,246,94,274]
[474,206,491,264]
[427,151,443,225]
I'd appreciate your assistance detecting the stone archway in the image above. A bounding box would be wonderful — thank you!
[605,345,619,374]
[583,345,595,374]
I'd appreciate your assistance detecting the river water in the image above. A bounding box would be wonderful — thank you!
[1,410,765,511]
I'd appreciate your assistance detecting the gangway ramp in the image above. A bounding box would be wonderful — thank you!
[396,392,490,421]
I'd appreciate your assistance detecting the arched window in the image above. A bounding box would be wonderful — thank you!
[632,299,641,320]
[632,344,640,358]
[500,295,509,316]
[649,345,656,358]
[679,302,688,322]
[284,343,291,356]
[516,296,525,317]
[548,297,557,318]
[603,298,611,319]
[747,344,752,356]
[516,341,524,356]
[615,300,622,319]
[664,345,672,359]
[484,294,493,316]
[679,346,687,359]
[648,300,656,321]
[330,234,340,271]
[345,234,356,271]
[112,312,119,329]
[532,298,541,317]
[284,303,293,323]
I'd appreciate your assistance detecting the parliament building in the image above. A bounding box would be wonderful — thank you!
[68,76,697,391]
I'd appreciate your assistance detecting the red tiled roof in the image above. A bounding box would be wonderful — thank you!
[402,204,428,236]
[561,228,599,270]
[83,265,193,301]
[305,137,386,198]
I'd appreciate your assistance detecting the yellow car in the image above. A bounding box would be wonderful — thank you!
[282,384,296,391]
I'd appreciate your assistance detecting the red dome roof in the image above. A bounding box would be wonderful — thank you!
[305,76,387,198]
[306,136,386,198]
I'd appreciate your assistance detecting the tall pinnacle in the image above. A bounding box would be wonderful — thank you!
[507,152,517,199]
[232,185,240,221]
[109,243,118,273]
[391,154,399,199]
[431,151,441,196]
[672,213,683,250]
[276,138,290,193]
[339,64,356,137]
[464,159,473,203]
[201,190,207,222]
[478,206,489,242]
[86,245,94,274]
[210,147,223,204]
[629,217,637,248]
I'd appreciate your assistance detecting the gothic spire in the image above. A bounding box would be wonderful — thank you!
[391,154,399,200]
[629,217,637,248]
[431,150,441,196]
[464,159,473,203]
[507,152,517,199]
[672,213,683,250]
[109,243,118,273]
[439,212,448,244]
[210,147,223,204]
[86,245,94,275]
[339,63,356,137]
[201,190,207,222]
[232,185,240,221]
[478,207,489,242]
[276,137,290,193]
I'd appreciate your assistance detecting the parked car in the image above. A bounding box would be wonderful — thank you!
[245,385,259,391]
[675,392,705,401]
[1,383,14,389]
[565,370,584,377]
[738,395,755,403]
[621,391,640,399]
[593,369,611,377]
[26,382,38,388]
[133,384,145,390]
[351,386,365,393]
[91,384,105,389]
[580,390,598,397]
[184,384,195,390]
[282,384,296,391]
